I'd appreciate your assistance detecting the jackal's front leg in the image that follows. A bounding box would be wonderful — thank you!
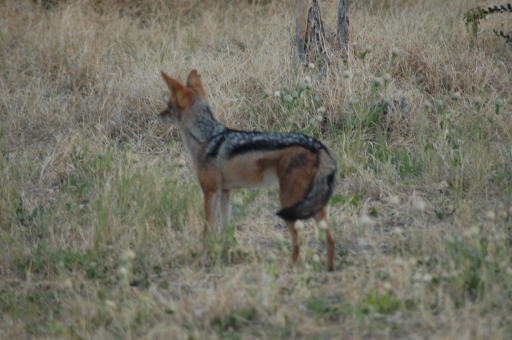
[220,189,231,227]
[203,190,219,242]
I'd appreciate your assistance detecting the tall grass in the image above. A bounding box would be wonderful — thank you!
[1,0,511,338]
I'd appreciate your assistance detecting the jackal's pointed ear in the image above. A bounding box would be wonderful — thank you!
[186,70,207,99]
[161,71,194,110]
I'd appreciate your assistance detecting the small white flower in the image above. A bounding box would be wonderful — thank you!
[462,226,479,237]
[394,257,404,266]
[452,92,461,101]
[469,226,480,235]
[342,71,351,79]
[264,89,273,96]
[308,63,315,69]
[275,232,285,243]
[304,76,312,84]
[315,115,323,123]
[389,195,400,206]
[422,274,433,283]
[62,279,73,289]
[232,196,243,207]
[473,95,483,106]
[176,156,186,167]
[105,300,117,309]
[311,254,320,263]
[274,91,281,98]
[413,199,426,213]
[122,250,136,261]
[383,73,391,82]
[317,220,328,231]
[193,307,205,317]
[358,215,372,228]
[391,47,400,56]
[392,227,403,236]
[485,210,495,220]
[317,106,326,114]
[283,94,293,103]
[118,266,129,277]
[294,220,305,231]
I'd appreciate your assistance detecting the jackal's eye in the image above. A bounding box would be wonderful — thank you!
[168,101,180,112]
[163,101,182,121]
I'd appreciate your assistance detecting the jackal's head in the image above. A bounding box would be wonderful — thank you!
[159,70,207,124]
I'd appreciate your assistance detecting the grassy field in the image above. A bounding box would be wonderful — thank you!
[1,0,512,338]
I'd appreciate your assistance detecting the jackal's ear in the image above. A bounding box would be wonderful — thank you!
[161,71,194,110]
[186,69,207,99]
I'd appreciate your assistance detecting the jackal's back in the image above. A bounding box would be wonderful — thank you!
[204,129,328,160]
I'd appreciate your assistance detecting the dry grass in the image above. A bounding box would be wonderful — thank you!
[1,0,512,338]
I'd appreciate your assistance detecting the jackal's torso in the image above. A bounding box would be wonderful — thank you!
[177,108,328,189]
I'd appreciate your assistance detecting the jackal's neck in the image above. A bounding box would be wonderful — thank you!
[182,105,225,144]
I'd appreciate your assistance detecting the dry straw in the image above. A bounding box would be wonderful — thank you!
[0,0,511,339]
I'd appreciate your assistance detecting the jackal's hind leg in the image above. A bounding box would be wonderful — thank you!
[278,159,313,269]
[285,220,301,267]
[314,207,335,271]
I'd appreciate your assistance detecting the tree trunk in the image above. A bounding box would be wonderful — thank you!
[290,0,327,68]
[336,0,350,60]
[291,0,350,69]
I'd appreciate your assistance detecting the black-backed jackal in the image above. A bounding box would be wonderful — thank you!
[159,70,337,271]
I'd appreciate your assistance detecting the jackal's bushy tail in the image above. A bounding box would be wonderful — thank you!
[276,149,336,220]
